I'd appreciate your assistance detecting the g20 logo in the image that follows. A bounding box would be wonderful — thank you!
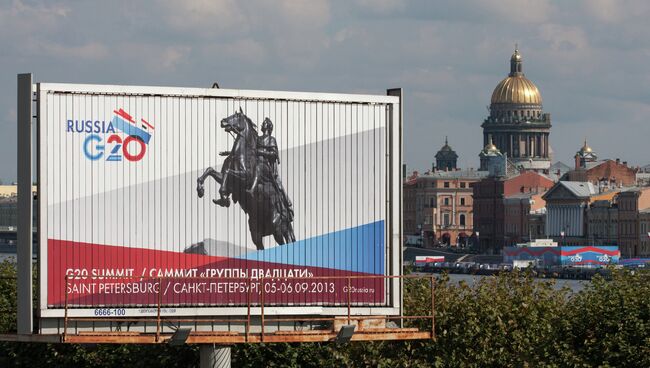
[83,134,147,162]
[68,109,155,162]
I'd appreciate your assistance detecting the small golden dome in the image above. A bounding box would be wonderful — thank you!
[491,76,542,105]
[579,138,592,153]
[483,137,499,154]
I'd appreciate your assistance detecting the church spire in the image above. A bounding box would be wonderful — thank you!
[509,44,523,77]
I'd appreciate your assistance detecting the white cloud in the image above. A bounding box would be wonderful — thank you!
[40,42,109,61]
[355,0,406,14]
[538,24,589,52]
[476,0,554,24]
[157,0,248,36]
[582,0,650,23]
[0,0,69,36]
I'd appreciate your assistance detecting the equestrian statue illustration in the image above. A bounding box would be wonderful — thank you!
[196,108,295,250]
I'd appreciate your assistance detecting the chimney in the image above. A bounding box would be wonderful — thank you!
[616,158,620,164]
[623,161,628,166]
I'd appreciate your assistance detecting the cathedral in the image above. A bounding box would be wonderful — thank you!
[480,47,552,172]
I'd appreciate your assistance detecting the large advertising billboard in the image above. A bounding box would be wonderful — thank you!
[37,84,401,318]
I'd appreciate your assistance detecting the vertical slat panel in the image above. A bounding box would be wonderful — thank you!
[38,86,399,317]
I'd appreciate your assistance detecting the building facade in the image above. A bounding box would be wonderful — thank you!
[481,47,551,172]
[617,188,650,257]
[503,193,545,246]
[587,200,618,246]
[473,171,555,252]
[407,170,487,247]
[639,209,650,257]
[543,181,596,244]
[403,175,418,236]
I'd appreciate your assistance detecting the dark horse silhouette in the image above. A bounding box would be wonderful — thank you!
[196,108,295,250]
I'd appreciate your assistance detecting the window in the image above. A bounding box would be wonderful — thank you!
[444,182,450,188]
[460,198,466,206]
[444,198,450,206]
[460,182,466,188]
[430,198,435,207]
[443,213,450,226]
[460,214,466,227]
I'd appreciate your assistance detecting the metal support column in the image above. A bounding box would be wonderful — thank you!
[200,344,231,368]
[17,73,33,335]
[387,88,403,327]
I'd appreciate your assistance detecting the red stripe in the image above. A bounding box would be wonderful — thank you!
[46,239,383,307]
[114,109,136,124]
[140,118,155,130]
[560,246,620,256]
[504,248,561,257]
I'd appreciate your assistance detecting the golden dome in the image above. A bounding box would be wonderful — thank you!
[482,137,499,154]
[579,138,592,153]
[490,47,542,105]
[491,75,542,105]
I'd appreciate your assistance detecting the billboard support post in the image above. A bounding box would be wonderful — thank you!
[200,344,231,368]
[387,88,404,327]
[17,73,33,335]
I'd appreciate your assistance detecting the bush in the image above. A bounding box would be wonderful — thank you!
[0,261,648,367]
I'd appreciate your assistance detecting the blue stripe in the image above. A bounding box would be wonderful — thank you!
[111,116,152,144]
[238,221,385,274]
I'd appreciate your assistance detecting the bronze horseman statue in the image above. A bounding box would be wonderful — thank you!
[196,109,295,250]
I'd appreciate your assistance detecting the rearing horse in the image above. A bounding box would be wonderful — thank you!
[196,108,295,250]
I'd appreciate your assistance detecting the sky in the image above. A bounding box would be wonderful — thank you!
[1,0,649,181]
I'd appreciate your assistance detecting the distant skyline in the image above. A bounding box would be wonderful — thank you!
[1,0,649,180]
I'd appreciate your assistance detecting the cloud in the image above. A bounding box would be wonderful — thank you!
[581,0,650,23]
[478,0,554,24]
[355,0,406,14]
[0,0,649,181]
[157,0,248,36]
[39,42,109,61]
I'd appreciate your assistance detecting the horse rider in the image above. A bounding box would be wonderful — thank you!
[247,118,293,218]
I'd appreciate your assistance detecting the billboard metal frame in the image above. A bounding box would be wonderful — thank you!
[16,78,404,334]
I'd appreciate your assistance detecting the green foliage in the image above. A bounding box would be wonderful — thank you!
[0,259,18,332]
[0,263,648,367]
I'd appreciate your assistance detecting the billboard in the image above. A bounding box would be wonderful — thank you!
[504,245,620,268]
[415,256,444,264]
[36,83,402,318]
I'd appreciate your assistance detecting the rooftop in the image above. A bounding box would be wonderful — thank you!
[418,169,488,180]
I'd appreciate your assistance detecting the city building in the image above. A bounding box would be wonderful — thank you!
[587,199,618,246]
[403,173,418,236]
[549,161,572,180]
[473,171,554,252]
[616,187,650,257]
[0,185,37,198]
[636,164,650,186]
[481,47,551,172]
[478,138,504,172]
[503,193,546,246]
[406,170,487,247]
[543,181,620,245]
[563,140,637,188]
[639,209,650,257]
[573,139,597,168]
[434,137,458,171]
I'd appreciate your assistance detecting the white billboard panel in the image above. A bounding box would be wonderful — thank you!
[37,84,401,317]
